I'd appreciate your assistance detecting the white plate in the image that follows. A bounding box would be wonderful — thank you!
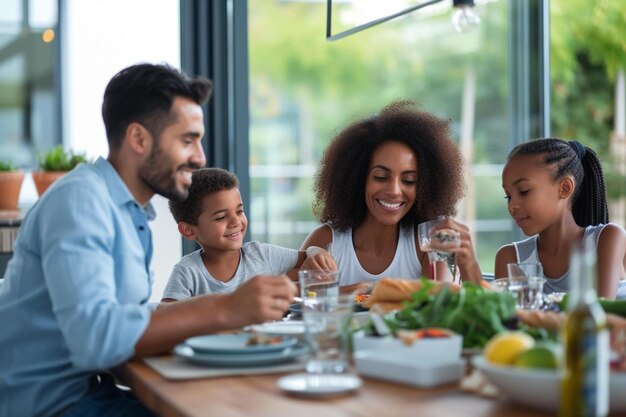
[277,373,362,397]
[185,334,297,354]
[355,350,464,387]
[174,343,309,367]
[352,330,462,359]
[248,321,306,336]
[473,355,626,412]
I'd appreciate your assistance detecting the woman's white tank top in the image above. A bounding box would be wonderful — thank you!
[329,226,422,286]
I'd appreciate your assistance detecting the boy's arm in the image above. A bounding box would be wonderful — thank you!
[285,225,337,281]
[286,251,307,281]
[301,246,337,270]
[286,247,337,280]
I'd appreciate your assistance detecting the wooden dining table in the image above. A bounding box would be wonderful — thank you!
[116,356,569,417]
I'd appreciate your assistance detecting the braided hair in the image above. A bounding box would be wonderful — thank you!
[507,138,609,226]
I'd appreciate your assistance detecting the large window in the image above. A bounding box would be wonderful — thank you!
[247,0,526,272]
[0,0,60,169]
[550,0,626,228]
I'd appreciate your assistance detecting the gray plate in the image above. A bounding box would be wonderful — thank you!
[174,343,309,367]
[185,333,297,354]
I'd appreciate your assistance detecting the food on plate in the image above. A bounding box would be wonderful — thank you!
[517,309,626,372]
[516,309,563,331]
[483,331,535,365]
[396,328,453,346]
[517,309,626,333]
[246,334,284,346]
[558,294,626,318]
[382,279,516,349]
[514,341,562,370]
[355,293,370,304]
[362,277,461,311]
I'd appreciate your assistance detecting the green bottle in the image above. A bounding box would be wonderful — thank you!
[559,240,609,417]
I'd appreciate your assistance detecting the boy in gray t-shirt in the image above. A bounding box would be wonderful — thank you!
[162,168,336,302]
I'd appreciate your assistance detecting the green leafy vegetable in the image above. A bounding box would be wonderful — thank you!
[558,293,626,318]
[384,278,518,348]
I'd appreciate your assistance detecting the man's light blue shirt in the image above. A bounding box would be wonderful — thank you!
[0,158,153,417]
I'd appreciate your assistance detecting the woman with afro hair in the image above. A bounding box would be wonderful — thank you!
[301,100,484,292]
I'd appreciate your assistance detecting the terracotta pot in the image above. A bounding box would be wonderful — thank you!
[0,171,25,210]
[32,171,66,197]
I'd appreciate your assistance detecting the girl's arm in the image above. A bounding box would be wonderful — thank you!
[596,223,626,299]
[494,244,517,279]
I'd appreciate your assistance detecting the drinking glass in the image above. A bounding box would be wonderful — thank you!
[298,270,340,299]
[417,217,460,282]
[494,262,545,309]
[298,270,352,374]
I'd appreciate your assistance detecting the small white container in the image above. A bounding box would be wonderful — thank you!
[352,330,463,360]
[354,350,465,387]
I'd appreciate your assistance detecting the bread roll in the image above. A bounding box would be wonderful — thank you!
[362,278,461,310]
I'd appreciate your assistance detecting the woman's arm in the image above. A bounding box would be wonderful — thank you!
[596,223,626,299]
[300,224,333,251]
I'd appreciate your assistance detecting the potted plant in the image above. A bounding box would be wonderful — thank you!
[0,160,25,211]
[32,146,90,197]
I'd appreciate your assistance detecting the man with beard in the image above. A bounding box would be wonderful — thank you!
[0,63,297,417]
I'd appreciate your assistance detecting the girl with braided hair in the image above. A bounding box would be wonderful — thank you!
[495,138,626,298]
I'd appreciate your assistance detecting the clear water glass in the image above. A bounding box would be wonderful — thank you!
[417,218,460,282]
[495,262,546,309]
[301,294,353,374]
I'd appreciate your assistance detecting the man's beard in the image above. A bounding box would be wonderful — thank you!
[139,145,199,202]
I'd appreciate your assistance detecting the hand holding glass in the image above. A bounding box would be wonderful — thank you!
[417,217,461,282]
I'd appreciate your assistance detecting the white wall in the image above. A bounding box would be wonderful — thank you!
[63,0,182,302]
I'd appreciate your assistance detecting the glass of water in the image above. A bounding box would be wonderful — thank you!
[417,217,461,282]
[494,262,545,309]
[298,270,353,374]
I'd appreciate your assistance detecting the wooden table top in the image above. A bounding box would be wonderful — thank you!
[116,357,562,417]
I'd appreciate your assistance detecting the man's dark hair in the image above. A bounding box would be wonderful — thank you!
[102,63,213,149]
[169,168,239,225]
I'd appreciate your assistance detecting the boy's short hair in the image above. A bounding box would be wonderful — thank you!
[169,168,239,225]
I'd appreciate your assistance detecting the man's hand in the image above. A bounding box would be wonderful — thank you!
[221,275,297,328]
